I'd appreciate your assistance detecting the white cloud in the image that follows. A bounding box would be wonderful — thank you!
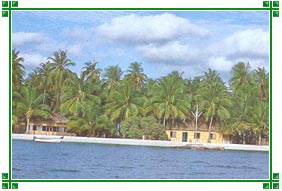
[207,56,234,72]
[233,57,269,71]
[207,28,269,73]
[19,53,46,68]
[35,40,83,58]
[63,27,95,41]
[67,44,84,57]
[13,32,48,46]
[137,41,203,64]
[216,28,269,59]
[96,13,210,44]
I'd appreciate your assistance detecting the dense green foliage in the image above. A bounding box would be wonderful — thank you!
[121,116,168,140]
[12,49,269,144]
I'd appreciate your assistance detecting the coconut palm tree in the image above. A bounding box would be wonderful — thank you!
[184,77,204,131]
[199,69,231,143]
[249,67,269,144]
[230,62,252,94]
[143,79,159,118]
[48,49,75,111]
[36,62,54,104]
[81,61,102,82]
[12,49,25,91]
[60,74,100,116]
[24,70,40,87]
[249,99,269,145]
[103,65,123,92]
[151,71,190,127]
[125,62,147,88]
[254,67,269,101]
[227,86,255,144]
[67,101,101,137]
[13,86,50,133]
[104,80,145,135]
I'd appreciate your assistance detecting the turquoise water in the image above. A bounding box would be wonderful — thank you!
[12,140,269,179]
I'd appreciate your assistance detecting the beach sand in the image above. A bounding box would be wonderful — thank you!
[12,133,269,152]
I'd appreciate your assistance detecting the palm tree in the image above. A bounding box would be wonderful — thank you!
[229,63,269,144]
[143,79,159,118]
[250,67,269,144]
[67,101,101,137]
[36,62,54,104]
[254,67,269,101]
[48,49,75,111]
[104,80,145,136]
[249,99,269,145]
[199,69,231,143]
[24,70,40,87]
[125,62,147,88]
[227,86,255,144]
[13,86,49,133]
[103,65,123,92]
[12,49,25,91]
[184,77,204,131]
[81,61,102,82]
[60,74,100,116]
[230,62,252,94]
[150,71,190,127]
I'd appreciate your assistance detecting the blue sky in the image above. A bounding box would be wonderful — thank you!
[12,11,269,81]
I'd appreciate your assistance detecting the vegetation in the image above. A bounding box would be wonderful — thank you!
[12,49,269,144]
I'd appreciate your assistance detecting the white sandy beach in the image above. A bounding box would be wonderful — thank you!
[12,134,269,152]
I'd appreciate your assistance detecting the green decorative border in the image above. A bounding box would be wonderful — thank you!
[1,0,280,189]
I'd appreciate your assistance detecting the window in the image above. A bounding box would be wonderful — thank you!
[170,131,177,138]
[194,132,200,139]
[210,133,216,140]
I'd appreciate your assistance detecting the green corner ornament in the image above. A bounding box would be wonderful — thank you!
[2,11,8,17]
[2,173,8,179]
[263,183,270,189]
[12,183,18,189]
[273,11,279,17]
[273,173,279,179]
[2,183,9,189]
[273,1,279,7]
[263,1,270,7]
[12,1,18,7]
[2,1,8,7]
[273,183,279,189]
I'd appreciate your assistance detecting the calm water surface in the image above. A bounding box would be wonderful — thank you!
[12,140,269,179]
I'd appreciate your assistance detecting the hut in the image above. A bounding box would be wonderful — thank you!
[24,113,74,136]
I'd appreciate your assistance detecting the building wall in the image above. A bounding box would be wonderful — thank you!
[27,130,75,136]
[166,130,223,143]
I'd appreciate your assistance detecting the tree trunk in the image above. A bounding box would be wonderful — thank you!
[117,122,121,137]
[43,89,46,104]
[242,131,246,144]
[172,113,175,128]
[92,125,96,137]
[25,118,30,134]
[192,104,202,139]
[56,91,60,111]
[258,131,262,145]
[207,116,213,143]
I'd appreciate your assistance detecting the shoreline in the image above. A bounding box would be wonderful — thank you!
[12,134,269,152]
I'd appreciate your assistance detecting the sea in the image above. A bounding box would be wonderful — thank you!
[12,140,269,179]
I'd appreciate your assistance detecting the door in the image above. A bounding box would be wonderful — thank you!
[182,132,188,142]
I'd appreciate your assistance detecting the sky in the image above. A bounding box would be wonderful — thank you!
[12,11,269,81]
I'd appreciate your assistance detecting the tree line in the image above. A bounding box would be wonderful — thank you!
[12,49,269,144]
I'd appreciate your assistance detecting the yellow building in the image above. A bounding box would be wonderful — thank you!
[165,122,231,144]
[166,130,230,143]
